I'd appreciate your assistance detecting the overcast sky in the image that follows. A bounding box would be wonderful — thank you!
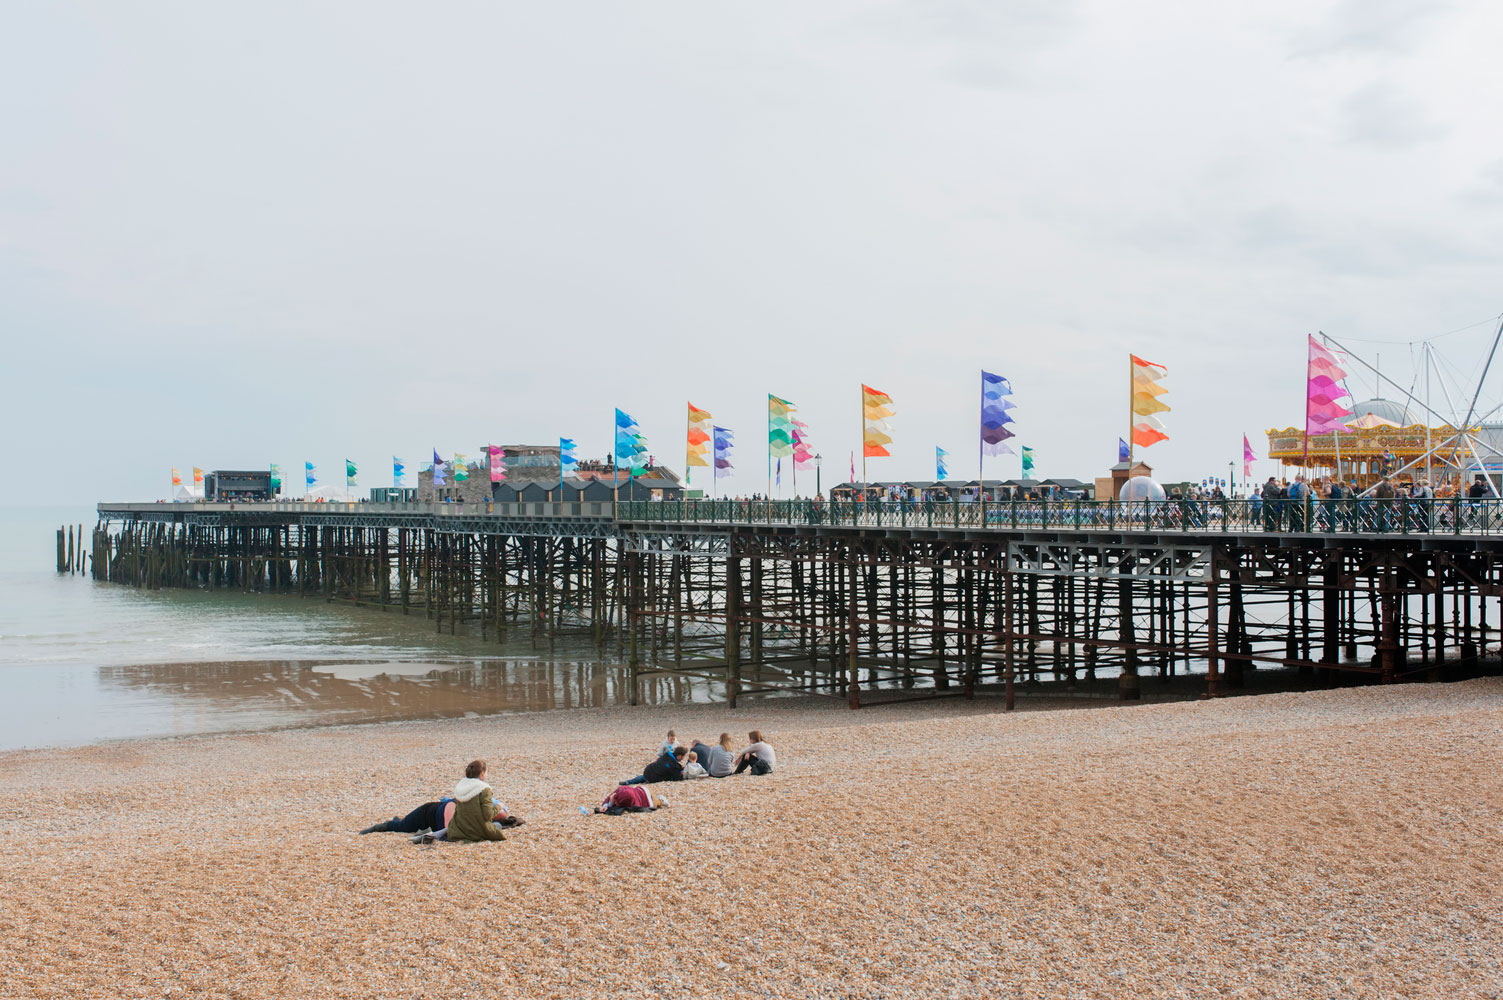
[5,1,1503,501]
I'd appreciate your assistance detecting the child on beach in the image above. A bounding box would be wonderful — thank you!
[658,730,681,756]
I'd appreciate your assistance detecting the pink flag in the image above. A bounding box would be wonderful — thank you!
[849,451,856,483]
[1243,434,1257,478]
[489,445,507,483]
[1306,335,1353,437]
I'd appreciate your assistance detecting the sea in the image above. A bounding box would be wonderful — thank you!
[0,506,709,752]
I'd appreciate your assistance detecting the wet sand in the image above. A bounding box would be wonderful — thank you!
[1,681,1500,998]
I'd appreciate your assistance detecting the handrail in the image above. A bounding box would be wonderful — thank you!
[614,497,1502,535]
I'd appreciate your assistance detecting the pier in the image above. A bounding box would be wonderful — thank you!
[86,497,1503,706]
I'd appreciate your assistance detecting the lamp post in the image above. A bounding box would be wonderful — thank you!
[815,452,823,497]
[1228,460,1235,497]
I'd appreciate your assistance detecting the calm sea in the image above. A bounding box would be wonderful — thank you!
[0,506,709,751]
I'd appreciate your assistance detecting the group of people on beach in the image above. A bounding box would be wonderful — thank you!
[359,729,777,843]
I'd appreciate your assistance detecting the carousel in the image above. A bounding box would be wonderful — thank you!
[1266,398,1480,488]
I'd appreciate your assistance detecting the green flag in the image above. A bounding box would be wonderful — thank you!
[1021,446,1035,477]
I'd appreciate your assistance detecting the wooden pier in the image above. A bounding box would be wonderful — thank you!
[83,497,1503,706]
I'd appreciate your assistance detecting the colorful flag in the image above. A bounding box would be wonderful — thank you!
[849,451,855,483]
[1306,335,1353,436]
[615,408,649,478]
[269,463,282,493]
[1130,355,1170,448]
[862,384,894,457]
[792,418,815,469]
[392,458,404,485]
[775,457,782,487]
[305,462,317,489]
[980,371,1016,457]
[769,395,797,457]
[686,403,712,480]
[488,445,506,483]
[345,459,357,489]
[1118,438,1130,464]
[171,468,182,487]
[453,453,469,482]
[1243,434,1257,478]
[936,446,950,480]
[192,467,204,487]
[713,426,735,471]
[1021,447,1035,477]
[431,448,446,487]
[560,438,578,483]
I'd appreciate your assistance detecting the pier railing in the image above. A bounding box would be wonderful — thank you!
[618,497,1503,535]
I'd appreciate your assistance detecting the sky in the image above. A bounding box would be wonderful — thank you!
[4,0,1503,502]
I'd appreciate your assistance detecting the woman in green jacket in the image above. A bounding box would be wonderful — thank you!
[446,759,519,843]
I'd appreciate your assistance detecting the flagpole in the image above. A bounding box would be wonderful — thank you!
[1127,354,1134,471]
[978,371,987,518]
[860,384,867,502]
[766,394,772,500]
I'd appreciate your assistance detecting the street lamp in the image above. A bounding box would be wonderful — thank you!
[815,452,823,497]
[1228,460,1235,497]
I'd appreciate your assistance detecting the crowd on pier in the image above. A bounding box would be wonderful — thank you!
[359,730,778,843]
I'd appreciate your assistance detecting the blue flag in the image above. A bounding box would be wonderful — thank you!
[393,457,405,485]
[432,448,446,486]
[936,446,950,480]
[1118,438,1130,463]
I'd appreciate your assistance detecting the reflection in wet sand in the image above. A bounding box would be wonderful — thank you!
[97,657,723,735]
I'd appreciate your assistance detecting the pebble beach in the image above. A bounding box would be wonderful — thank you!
[2,681,1501,999]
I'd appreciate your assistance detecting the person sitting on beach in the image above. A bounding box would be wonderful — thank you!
[691,733,738,778]
[658,729,681,757]
[623,745,691,784]
[589,784,668,815]
[733,730,777,775]
[446,759,521,843]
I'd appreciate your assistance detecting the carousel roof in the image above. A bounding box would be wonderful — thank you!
[1347,397,1414,427]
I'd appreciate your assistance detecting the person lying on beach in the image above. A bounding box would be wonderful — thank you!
[589,784,668,815]
[733,731,777,775]
[690,733,738,778]
[446,759,523,843]
[622,745,692,784]
[359,796,457,836]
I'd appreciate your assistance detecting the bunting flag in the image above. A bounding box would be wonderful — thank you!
[392,458,404,485]
[713,426,735,471]
[171,468,182,487]
[792,418,815,470]
[305,462,317,489]
[1117,439,1130,464]
[488,445,507,483]
[1021,447,1035,477]
[615,408,649,478]
[686,402,712,480]
[269,463,282,492]
[862,384,894,457]
[345,459,357,489]
[980,371,1016,457]
[560,438,579,482]
[1243,434,1257,478]
[453,453,469,482]
[1130,355,1170,448]
[1306,335,1353,436]
[431,448,446,487]
[936,447,950,480]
